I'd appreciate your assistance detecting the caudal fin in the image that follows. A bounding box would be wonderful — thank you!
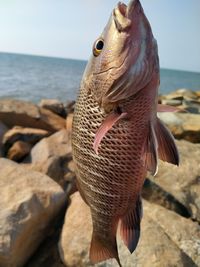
[90,231,122,267]
[120,196,142,253]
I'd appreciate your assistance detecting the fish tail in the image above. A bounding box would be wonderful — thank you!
[89,220,122,266]
[120,196,143,253]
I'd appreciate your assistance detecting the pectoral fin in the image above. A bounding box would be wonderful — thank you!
[155,118,179,165]
[142,123,158,176]
[93,111,127,154]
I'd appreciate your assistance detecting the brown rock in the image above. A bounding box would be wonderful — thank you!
[2,126,50,154]
[39,99,66,118]
[7,140,32,162]
[158,112,200,143]
[0,99,66,132]
[30,130,72,184]
[66,113,73,134]
[0,158,66,267]
[59,192,197,267]
[149,139,200,222]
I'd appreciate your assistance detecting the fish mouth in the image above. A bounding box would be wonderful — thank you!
[114,0,140,31]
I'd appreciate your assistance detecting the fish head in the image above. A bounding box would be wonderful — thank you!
[83,0,159,112]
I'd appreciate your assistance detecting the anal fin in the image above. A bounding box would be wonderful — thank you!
[155,118,179,166]
[120,196,143,253]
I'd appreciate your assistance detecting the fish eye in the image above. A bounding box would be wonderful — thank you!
[93,38,104,57]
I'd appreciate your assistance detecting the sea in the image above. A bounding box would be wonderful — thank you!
[0,52,200,104]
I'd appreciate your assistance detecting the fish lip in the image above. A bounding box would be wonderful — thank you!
[113,2,131,31]
[117,2,127,17]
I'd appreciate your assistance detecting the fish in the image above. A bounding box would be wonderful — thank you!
[72,0,179,266]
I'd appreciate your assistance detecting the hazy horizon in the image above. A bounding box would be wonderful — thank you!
[0,0,199,72]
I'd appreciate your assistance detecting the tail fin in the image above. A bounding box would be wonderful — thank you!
[120,196,142,253]
[90,230,122,266]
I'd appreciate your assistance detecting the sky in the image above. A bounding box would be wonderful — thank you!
[0,0,199,72]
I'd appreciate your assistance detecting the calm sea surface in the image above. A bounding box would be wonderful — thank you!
[0,52,200,103]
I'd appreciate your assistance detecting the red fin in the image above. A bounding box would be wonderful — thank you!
[155,118,179,166]
[90,232,121,267]
[157,104,186,113]
[93,111,127,154]
[142,123,158,176]
[120,196,142,253]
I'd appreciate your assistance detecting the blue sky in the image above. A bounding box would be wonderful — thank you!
[0,0,199,72]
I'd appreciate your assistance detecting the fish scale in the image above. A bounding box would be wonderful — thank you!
[72,81,150,220]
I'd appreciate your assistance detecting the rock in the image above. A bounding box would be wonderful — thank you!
[0,158,66,267]
[158,112,200,143]
[39,99,66,118]
[29,129,72,184]
[160,89,200,114]
[163,89,199,101]
[59,192,198,267]
[66,113,73,133]
[65,100,75,115]
[0,121,8,157]
[25,206,66,267]
[2,126,50,154]
[162,99,182,106]
[149,140,200,222]
[7,140,32,162]
[0,99,66,132]
[144,201,200,266]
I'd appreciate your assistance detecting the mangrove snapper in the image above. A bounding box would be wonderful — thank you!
[72,0,179,266]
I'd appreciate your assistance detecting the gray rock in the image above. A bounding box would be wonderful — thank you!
[0,158,66,267]
[149,139,200,222]
[0,99,66,132]
[59,192,198,267]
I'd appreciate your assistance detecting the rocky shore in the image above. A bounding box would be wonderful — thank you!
[0,89,200,267]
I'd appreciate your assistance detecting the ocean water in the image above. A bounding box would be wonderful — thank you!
[0,52,200,104]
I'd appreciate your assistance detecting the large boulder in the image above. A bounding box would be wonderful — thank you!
[149,140,200,222]
[29,129,72,185]
[158,112,200,143]
[0,99,66,132]
[0,158,66,267]
[59,192,198,267]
